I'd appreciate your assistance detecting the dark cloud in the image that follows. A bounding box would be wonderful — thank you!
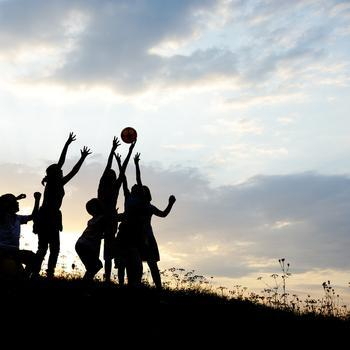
[0,0,74,49]
[0,0,343,93]
[54,0,224,92]
[140,168,350,276]
[1,159,350,278]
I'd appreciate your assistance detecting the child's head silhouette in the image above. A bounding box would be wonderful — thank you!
[103,169,117,183]
[86,198,102,217]
[142,186,152,202]
[0,193,20,214]
[42,164,63,185]
[131,184,143,197]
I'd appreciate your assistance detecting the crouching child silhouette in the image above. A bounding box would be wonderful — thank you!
[75,198,123,281]
[0,192,41,279]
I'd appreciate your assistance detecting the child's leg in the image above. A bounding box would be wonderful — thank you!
[147,260,162,290]
[47,231,60,277]
[18,249,36,277]
[84,259,102,280]
[103,233,113,282]
[31,234,49,277]
[104,258,112,282]
[117,261,125,285]
[125,248,142,287]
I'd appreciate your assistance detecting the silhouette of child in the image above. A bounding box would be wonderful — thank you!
[32,132,91,278]
[75,198,124,281]
[133,153,176,290]
[114,152,176,290]
[114,153,144,287]
[0,192,41,277]
[97,137,136,282]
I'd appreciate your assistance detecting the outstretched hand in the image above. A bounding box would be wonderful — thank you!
[169,195,176,205]
[67,132,76,144]
[112,136,121,151]
[134,152,140,164]
[16,193,26,200]
[114,152,122,164]
[34,192,41,200]
[81,146,92,158]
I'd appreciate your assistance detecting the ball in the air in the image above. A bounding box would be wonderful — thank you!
[121,127,137,143]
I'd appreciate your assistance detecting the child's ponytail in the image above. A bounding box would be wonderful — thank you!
[41,176,47,186]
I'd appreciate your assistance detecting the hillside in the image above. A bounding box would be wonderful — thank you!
[1,276,349,335]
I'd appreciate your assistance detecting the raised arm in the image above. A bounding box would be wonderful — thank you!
[28,192,41,220]
[114,152,129,196]
[118,140,136,178]
[62,146,91,185]
[103,136,120,175]
[16,194,26,200]
[57,132,76,168]
[152,195,176,218]
[134,152,142,187]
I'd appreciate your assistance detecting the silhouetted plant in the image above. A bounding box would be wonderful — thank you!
[217,286,227,297]
[23,254,350,320]
[279,258,291,307]
[320,280,348,318]
[229,285,248,300]
[160,267,213,294]
[257,258,291,309]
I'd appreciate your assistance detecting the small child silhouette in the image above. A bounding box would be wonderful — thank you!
[76,198,124,280]
[0,192,41,278]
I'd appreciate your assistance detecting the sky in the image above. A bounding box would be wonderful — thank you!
[1,0,350,306]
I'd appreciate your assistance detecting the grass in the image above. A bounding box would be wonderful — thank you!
[1,272,348,341]
[1,258,349,343]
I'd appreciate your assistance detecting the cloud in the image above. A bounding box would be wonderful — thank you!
[162,144,205,150]
[223,91,307,109]
[44,0,225,92]
[2,159,350,279]
[139,168,350,277]
[203,118,264,135]
[208,144,288,165]
[277,116,297,125]
[0,0,348,95]
[0,0,75,50]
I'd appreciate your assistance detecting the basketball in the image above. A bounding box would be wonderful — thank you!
[121,127,137,143]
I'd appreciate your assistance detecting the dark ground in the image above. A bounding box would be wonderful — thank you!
[1,277,349,340]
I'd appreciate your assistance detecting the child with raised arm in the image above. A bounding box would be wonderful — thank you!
[97,136,120,282]
[133,153,176,290]
[114,152,144,287]
[32,132,91,278]
[0,192,41,277]
[114,152,176,289]
[97,137,136,282]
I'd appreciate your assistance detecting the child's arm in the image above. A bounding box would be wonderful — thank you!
[103,136,120,175]
[63,146,91,185]
[119,141,136,177]
[58,132,76,168]
[31,192,41,219]
[134,152,142,187]
[152,195,176,218]
[20,192,41,223]
[114,153,129,196]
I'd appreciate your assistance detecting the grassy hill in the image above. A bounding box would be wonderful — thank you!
[2,276,349,325]
[0,274,348,348]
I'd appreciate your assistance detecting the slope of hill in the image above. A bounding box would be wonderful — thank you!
[2,276,349,332]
